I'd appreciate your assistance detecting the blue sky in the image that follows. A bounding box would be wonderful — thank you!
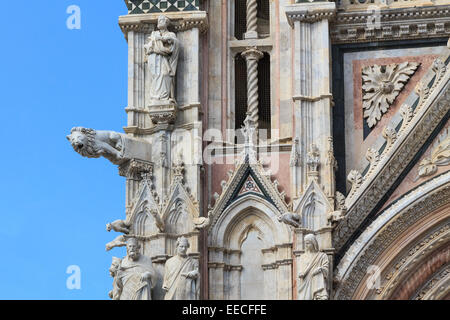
[0,1,130,299]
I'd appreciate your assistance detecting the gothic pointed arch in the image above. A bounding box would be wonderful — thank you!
[334,172,450,300]
[126,174,162,237]
[293,180,333,231]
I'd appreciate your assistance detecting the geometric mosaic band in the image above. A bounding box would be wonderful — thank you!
[125,0,200,14]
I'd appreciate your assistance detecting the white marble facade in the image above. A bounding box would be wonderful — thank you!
[67,1,450,300]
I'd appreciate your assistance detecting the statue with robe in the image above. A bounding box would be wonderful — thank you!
[144,15,180,106]
[297,234,329,300]
[115,237,157,300]
[162,236,200,300]
[108,257,122,300]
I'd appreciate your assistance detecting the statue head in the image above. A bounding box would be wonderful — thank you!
[126,237,141,261]
[157,15,170,31]
[176,236,190,257]
[304,234,319,253]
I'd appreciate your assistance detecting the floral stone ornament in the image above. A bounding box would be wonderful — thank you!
[362,61,420,128]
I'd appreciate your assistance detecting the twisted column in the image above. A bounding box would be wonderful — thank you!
[241,47,263,129]
[245,0,258,39]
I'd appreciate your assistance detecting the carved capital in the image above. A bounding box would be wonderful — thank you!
[241,46,264,62]
[119,159,153,179]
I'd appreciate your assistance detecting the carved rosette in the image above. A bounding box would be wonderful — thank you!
[362,62,420,128]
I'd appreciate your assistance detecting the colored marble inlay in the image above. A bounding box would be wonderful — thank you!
[238,175,263,196]
[126,0,200,14]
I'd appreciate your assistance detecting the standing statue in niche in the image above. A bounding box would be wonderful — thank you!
[115,237,157,300]
[162,236,200,300]
[145,15,180,106]
[298,234,329,300]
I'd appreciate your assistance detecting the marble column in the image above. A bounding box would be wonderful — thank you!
[286,1,337,300]
[286,2,336,194]
[242,47,264,130]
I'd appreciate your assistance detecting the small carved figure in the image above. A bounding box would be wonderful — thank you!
[108,257,122,300]
[278,212,301,228]
[162,237,200,300]
[106,234,127,252]
[115,238,157,300]
[298,234,329,300]
[147,207,165,232]
[145,15,180,105]
[417,128,450,178]
[106,219,130,234]
[327,209,346,224]
[66,127,124,164]
[193,210,213,230]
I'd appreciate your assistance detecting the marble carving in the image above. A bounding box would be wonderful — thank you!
[298,234,329,300]
[162,237,200,300]
[418,127,450,178]
[362,62,420,128]
[114,238,157,300]
[66,127,124,164]
[145,15,180,124]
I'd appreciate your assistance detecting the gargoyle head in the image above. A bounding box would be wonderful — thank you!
[66,127,97,158]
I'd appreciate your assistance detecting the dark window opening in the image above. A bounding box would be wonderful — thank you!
[234,0,270,40]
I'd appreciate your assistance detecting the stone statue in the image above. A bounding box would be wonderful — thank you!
[278,212,301,228]
[115,238,157,300]
[108,257,122,300]
[162,236,200,300]
[66,127,124,164]
[106,219,130,234]
[145,15,180,106]
[105,234,127,251]
[298,234,329,300]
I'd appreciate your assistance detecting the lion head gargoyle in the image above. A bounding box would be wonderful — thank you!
[66,127,125,164]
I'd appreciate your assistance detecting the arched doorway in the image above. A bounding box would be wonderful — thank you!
[208,196,293,300]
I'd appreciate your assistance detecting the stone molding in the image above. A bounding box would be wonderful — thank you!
[333,50,450,254]
[292,93,333,102]
[378,225,449,299]
[331,5,450,44]
[334,172,450,299]
[413,264,450,300]
[285,2,337,26]
[119,11,208,39]
[208,162,290,233]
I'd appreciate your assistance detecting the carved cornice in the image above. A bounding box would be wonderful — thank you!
[331,5,450,44]
[123,121,200,135]
[334,172,450,300]
[334,53,450,254]
[119,11,208,39]
[285,2,337,26]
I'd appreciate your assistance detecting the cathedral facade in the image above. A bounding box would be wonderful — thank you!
[67,0,450,300]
